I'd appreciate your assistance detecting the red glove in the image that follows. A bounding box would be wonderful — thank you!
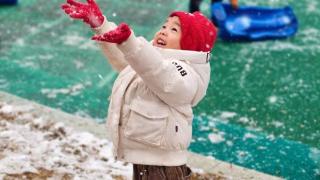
[91,23,132,44]
[61,0,104,28]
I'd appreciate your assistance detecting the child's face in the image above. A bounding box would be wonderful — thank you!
[152,16,181,50]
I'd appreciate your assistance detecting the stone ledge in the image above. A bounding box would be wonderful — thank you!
[0,91,282,180]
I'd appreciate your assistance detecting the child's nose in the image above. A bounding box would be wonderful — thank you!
[160,29,167,36]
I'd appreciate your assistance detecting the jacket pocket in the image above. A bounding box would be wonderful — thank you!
[124,99,168,147]
[164,115,192,150]
[162,106,193,150]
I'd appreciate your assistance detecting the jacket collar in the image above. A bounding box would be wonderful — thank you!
[154,47,211,64]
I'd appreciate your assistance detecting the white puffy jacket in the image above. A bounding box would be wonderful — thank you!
[93,18,211,166]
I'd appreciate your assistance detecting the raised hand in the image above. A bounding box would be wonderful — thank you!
[61,0,104,28]
[91,23,132,44]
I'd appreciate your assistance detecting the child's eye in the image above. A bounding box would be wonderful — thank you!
[172,28,178,32]
[162,25,166,29]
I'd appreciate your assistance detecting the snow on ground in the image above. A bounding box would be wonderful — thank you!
[0,102,132,180]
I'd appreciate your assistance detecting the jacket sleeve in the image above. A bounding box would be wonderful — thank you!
[92,17,128,72]
[116,33,199,106]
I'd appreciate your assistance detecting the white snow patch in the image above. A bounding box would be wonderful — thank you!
[226,140,234,147]
[15,38,25,46]
[243,133,257,140]
[0,103,33,115]
[39,54,54,60]
[73,60,85,69]
[0,155,38,174]
[208,133,225,144]
[62,34,86,46]
[220,111,237,119]
[79,40,99,50]
[0,104,13,113]
[307,1,318,12]
[238,117,250,124]
[268,95,278,103]
[20,61,38,69]
[28,26,39,34]
[41,82,91,98]
[271,120,284,128]
[267,134,276,141]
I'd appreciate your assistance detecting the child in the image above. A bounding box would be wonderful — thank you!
[61,0,217,179]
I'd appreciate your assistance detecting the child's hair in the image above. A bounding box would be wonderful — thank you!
[169,11,217,52]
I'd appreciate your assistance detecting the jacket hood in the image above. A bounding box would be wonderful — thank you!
[154,47,211,64]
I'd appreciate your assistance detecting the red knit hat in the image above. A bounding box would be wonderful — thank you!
[170,11,217,52]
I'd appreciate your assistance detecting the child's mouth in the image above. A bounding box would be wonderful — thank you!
[156,38,166,46]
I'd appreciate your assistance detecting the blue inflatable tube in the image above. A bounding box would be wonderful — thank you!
[0,0,17,5]
[211,3,298,41]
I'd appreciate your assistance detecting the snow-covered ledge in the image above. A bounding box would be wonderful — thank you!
[0,91,282,180]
